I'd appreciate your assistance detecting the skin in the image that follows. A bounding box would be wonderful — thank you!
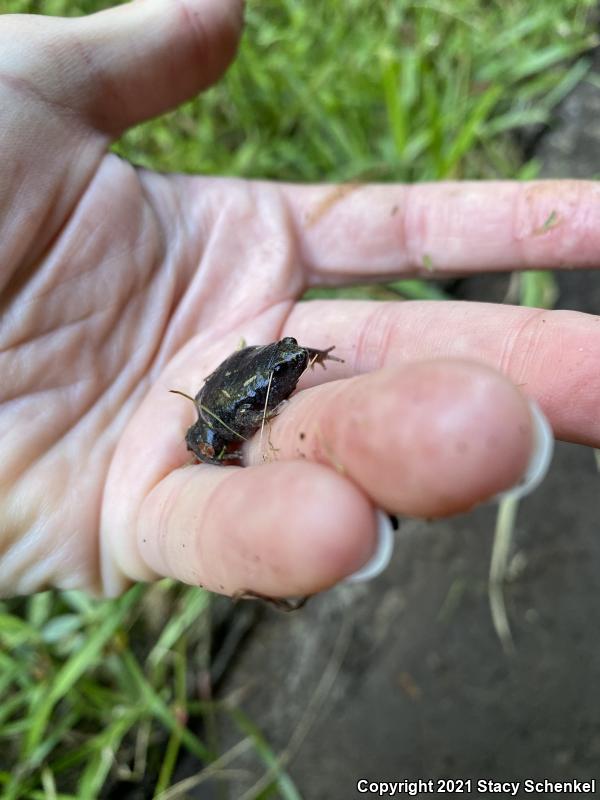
[2,0,600,600]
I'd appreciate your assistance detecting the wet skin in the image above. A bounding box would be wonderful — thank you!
[175,337,342,465]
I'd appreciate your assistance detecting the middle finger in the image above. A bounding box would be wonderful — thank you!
[285,299,600,446]
[244,358,535,518]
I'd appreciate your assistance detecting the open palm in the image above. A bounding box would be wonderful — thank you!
[2,0,599,600]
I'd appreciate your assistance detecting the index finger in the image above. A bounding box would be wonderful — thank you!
[280,180,600,280]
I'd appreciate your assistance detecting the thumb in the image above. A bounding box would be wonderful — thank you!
[2,0,244,136]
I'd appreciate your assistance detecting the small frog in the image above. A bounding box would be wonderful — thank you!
[171,337,343,466]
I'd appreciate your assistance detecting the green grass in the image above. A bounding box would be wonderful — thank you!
[1,0,598,796]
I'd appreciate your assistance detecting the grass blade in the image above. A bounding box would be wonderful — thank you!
[22,585,144,757]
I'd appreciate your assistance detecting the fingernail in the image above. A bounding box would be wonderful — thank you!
[495,399,554,502]
[343,510,395,583]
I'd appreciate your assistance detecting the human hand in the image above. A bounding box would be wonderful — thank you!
[2,0,599,600]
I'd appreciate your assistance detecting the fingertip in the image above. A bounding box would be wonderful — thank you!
[248,358,538,519]
[364,359,537,516]
[343,510,395,583]
[494,398,554,502]
[137,460,378,599]
[206,461,379,596]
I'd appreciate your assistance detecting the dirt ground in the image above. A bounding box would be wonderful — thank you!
[183,51,600,800]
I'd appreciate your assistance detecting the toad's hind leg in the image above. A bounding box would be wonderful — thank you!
[232,590,310,612]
